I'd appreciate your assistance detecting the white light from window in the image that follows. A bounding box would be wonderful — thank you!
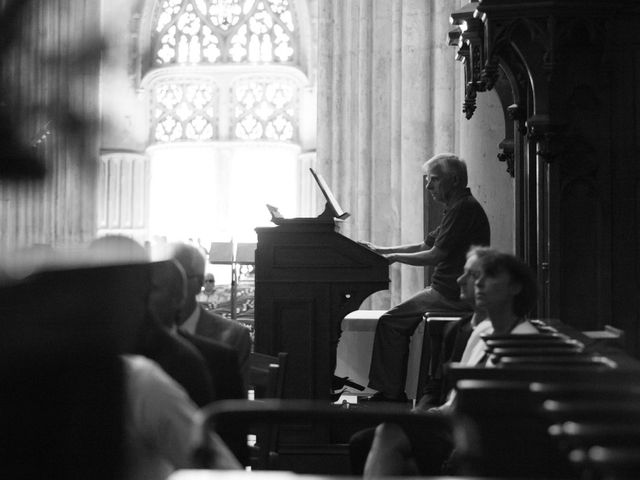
[147,141,300,245]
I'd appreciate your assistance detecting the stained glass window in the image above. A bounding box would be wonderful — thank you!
[153,0,296,66]
[148,0,301,144]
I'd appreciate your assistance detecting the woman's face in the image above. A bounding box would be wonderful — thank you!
[474,266,520,314]
[457,253,481,302]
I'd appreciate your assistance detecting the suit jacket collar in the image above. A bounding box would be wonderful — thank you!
[181,305,201,334]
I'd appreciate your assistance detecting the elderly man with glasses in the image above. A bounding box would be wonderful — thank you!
[361,153,490,403]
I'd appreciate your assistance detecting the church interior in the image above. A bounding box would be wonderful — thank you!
[2,0,640,478]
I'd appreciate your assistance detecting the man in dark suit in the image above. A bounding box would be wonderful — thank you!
[142,260,217,406]
[177,328,244,401]
[90,235,215,407]
[149,256,248,464]
[176,328,248,466]
[147,257,244,400]
[171,243,252,387]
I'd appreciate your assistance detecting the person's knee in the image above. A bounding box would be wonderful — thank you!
[377,311,414,332]
[364,423,418,478]
[349,427,376,475]
[374,423,411,453]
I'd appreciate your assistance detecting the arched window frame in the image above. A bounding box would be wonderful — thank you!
[133,0,312,146]
[132,0,313,83]
[151,0,299,66]
[99,0,318,244]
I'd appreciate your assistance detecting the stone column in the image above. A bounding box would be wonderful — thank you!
[0,0,101,249]
[316,0,432,307]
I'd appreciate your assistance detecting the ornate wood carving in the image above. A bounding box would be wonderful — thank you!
[449,0,640,350]
[497,140,514,177]
[449,3,486,120]
[526,115,565,164]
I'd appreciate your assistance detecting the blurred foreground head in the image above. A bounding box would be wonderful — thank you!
[0,236,158,480]
[147,259,187,329]
[88,235,149,264]
[170,243,206,320]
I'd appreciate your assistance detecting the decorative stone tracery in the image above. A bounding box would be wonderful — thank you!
[141,0,303,145]
[152,0,297,66]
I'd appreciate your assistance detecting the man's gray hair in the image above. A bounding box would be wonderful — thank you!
[423,153,468,188]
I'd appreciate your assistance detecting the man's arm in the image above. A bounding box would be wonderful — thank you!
[385,245,447,266]
[359,241,427,255]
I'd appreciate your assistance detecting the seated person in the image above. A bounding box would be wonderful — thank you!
[171,243,251,386]
[143,260,217,407]
[123,354,240,480]
[358,247,539,477]
[362,154,490,403]
[146,253,247,464]
[196,273,217,310]
[415,245,494,408]
[417,314,475,407]
[350,245,489,474]
[414,246,491,410]
[89,235,215,407]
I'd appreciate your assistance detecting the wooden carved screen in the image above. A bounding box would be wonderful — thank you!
[449,0,640,355]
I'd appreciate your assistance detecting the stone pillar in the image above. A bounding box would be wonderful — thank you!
[316,0,432,307]
[97,151,149,243]
[0,0,101,250]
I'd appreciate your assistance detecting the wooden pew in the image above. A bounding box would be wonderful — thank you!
[452,378,640,478]
[566,445,640,479]
[444,319,640,477]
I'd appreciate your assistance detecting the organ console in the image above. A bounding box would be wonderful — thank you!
[254,169,389,401]
[254,218,389,400]
[251,171,389,470]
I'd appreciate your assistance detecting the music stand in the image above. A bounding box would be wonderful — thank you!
[208,242,234,265]
[209,241,255,319]
[309,168,350,221]
[266,169,350,225]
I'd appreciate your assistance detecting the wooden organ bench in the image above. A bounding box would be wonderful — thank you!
[336,309,428,399]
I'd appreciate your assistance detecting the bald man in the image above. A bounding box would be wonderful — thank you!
[89,236,214,407]
[171,243,251,387]
[148,256,248,465]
